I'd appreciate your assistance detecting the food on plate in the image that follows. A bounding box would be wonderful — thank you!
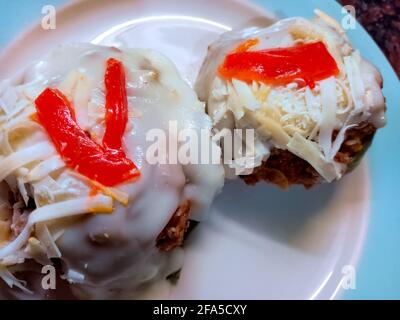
[0,44,224,299]
[196,10,386,188]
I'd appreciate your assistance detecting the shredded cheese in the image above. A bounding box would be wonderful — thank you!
[200,11,383,182]
[232,79,260,111]
[69,171,129,206]
[26,155,65,182]
[0,195,113,260]
[319,77,337,158]
[35,223,62,259]
[344,51,365,112]
[0,142,55,182]
[0,265,33,294]
[287,133,338,182]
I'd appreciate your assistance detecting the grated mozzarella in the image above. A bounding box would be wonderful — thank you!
[0,195,113,260]
[0,142,55,182]
[319,77,337,159]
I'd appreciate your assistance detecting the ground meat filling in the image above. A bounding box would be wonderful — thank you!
[156,201,191,251]
[242,149,321,189]
[241,122,376,188]
[334,122,376,170]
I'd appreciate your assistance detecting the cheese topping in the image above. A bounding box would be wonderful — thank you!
[196,11,386,181]
[0,44,224,298]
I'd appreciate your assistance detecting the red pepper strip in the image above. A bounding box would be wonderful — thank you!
[218,41,340,89]
[35,88,139,187]
[103,58,128,152]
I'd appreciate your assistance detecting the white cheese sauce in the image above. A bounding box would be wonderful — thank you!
[0,44,224,299]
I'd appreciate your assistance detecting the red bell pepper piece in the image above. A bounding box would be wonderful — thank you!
[218,41,340,89]
[103,58,129,152]
[35,58,140,187]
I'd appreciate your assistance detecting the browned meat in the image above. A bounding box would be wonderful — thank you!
[11,203,28,238]
[334,122,376,170]
[241,122,376,189]
[156,201,191,251]
[242,149,321,189]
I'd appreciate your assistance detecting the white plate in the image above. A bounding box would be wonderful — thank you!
[0,0,369,299]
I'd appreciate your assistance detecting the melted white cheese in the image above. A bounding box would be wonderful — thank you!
[196,14,386,182]
[0,44,224,299]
